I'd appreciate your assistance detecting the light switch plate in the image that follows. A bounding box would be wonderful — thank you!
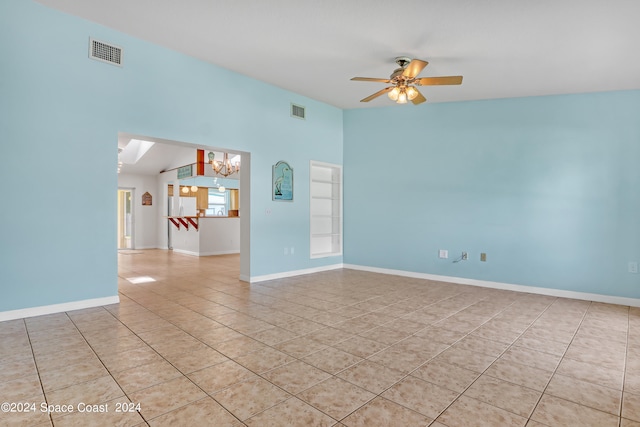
[439,249,448,259]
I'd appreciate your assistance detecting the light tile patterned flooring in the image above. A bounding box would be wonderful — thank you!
[1,250,639,426]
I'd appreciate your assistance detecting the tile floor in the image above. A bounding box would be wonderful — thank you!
[1,249,639,426]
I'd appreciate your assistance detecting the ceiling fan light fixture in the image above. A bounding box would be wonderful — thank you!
[387,87,400,101]
[351,57,462,105]
[397,89,408,104]
[406,86,419,101]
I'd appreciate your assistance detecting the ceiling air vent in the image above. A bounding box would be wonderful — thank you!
[89,38,123,66]
[291,103,306,120]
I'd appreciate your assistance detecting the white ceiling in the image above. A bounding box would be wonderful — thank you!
[117,133,240,176]
[37,0,640,109]
[117,138,193,176]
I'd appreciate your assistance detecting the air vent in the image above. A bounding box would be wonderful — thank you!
[89,38,123,66]
[291,103,306,120]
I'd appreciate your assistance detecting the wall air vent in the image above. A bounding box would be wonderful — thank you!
[89,38,123,66]
[291,103,306,120]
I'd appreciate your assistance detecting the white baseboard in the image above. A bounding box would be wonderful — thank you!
[0,295,120,322]
[199,250,241,256]
[343,264,640,308]
[172,249,240,257]
[250,264,344,283]
[171,249,199,256]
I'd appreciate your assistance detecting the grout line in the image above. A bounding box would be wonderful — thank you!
[524,300,592,425]
[63,309,150,425]
[99,309,247,425]
[23,318,54,426]
[620,306,630,427]
[385,294,562,424]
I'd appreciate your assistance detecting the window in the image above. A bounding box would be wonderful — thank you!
[206,189,229,216]
[310,161,342,258]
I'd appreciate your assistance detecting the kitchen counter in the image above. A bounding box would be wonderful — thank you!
[169,216,240,256]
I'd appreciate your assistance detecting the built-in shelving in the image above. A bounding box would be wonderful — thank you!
[310,161,342,258]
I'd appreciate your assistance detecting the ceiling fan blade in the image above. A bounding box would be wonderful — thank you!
[411,89,426,105]
[402,59,428,78]
[351,77,392,83]
[417,76,463,86]
[360,87,393,102]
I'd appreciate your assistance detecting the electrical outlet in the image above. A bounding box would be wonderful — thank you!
[284,247,289,255]
[290,247,295,255]
[439,249,448,259]
[480,253,487,262]
[462,252,468,260]
[629,261,638,274]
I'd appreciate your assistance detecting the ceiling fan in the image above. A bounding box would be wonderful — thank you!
[351,57,463,105]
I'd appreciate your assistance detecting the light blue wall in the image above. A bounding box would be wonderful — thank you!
[344,91,640,298]
[0,0,343,312]
[2,1,638,314]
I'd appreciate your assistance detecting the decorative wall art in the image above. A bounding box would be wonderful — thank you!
[272,161,293,201]
[142,192,152,206]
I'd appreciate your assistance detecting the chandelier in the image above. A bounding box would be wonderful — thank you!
[208,152,240,177]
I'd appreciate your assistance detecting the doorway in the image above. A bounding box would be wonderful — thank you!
[117,132,251,280]
[117,189,134,249]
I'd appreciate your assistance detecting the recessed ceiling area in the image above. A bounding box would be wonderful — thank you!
[119,139,155,165]
[36,0,640,109]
